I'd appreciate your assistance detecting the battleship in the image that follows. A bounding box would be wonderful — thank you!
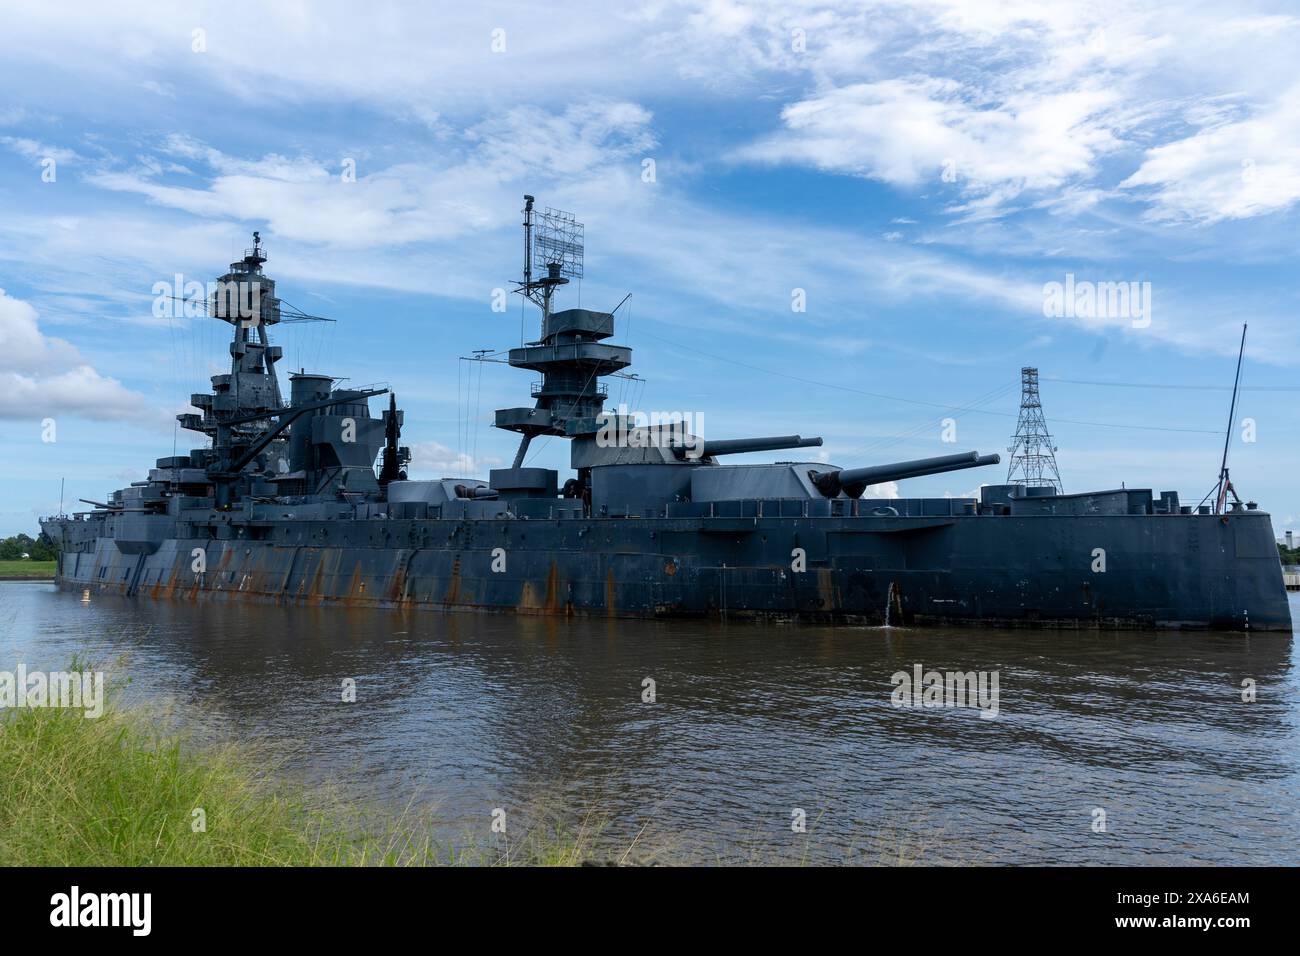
[40,198,1292,631]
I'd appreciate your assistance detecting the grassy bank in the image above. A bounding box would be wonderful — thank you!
[0,691,606,866]
[0,559,55,579]
[0,673,943,866]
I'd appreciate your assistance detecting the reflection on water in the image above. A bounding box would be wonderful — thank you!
[2,582,1297,864]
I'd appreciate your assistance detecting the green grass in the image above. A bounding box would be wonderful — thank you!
[0,559,55,578]
[0,684,608,866]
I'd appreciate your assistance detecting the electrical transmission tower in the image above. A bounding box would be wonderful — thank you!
[1006,367,1063,493]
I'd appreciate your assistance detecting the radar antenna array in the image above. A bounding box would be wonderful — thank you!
[534,206,584,280]
[515,196,583,329]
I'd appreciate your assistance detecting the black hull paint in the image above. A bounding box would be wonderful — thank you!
[44,511,1293,631]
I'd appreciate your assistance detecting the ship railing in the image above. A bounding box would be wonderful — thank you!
[530,381,609,399]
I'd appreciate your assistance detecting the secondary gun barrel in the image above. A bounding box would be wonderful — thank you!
[812,451,1001,498]
[677,435,824,459]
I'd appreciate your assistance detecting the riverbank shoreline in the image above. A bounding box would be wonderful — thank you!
[0,684,618,866]
[0,560,56,581]
[0,668,940,866]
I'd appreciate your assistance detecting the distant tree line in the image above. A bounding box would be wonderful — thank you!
[0,533,56,561]
[1280,542,1300,565]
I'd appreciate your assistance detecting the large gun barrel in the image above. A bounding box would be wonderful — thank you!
[674,435,824,459]
[811,451,1001,498]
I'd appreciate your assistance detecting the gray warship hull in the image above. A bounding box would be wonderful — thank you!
[38,207,1293,633]
[44,498,1291,630]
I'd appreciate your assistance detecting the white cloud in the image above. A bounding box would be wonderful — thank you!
[0,288,149,421]
[1120,83,1300,223]
[735,74,1123,218]
[1,136,77,164]
[863,481,900,500]
[85,102,654,248]
[710,1,1300,224]
[407,441,501,478]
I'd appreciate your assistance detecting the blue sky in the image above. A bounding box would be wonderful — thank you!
[1,0,1298,537]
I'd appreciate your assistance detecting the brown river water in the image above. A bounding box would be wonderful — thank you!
[2,582,1297,864]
